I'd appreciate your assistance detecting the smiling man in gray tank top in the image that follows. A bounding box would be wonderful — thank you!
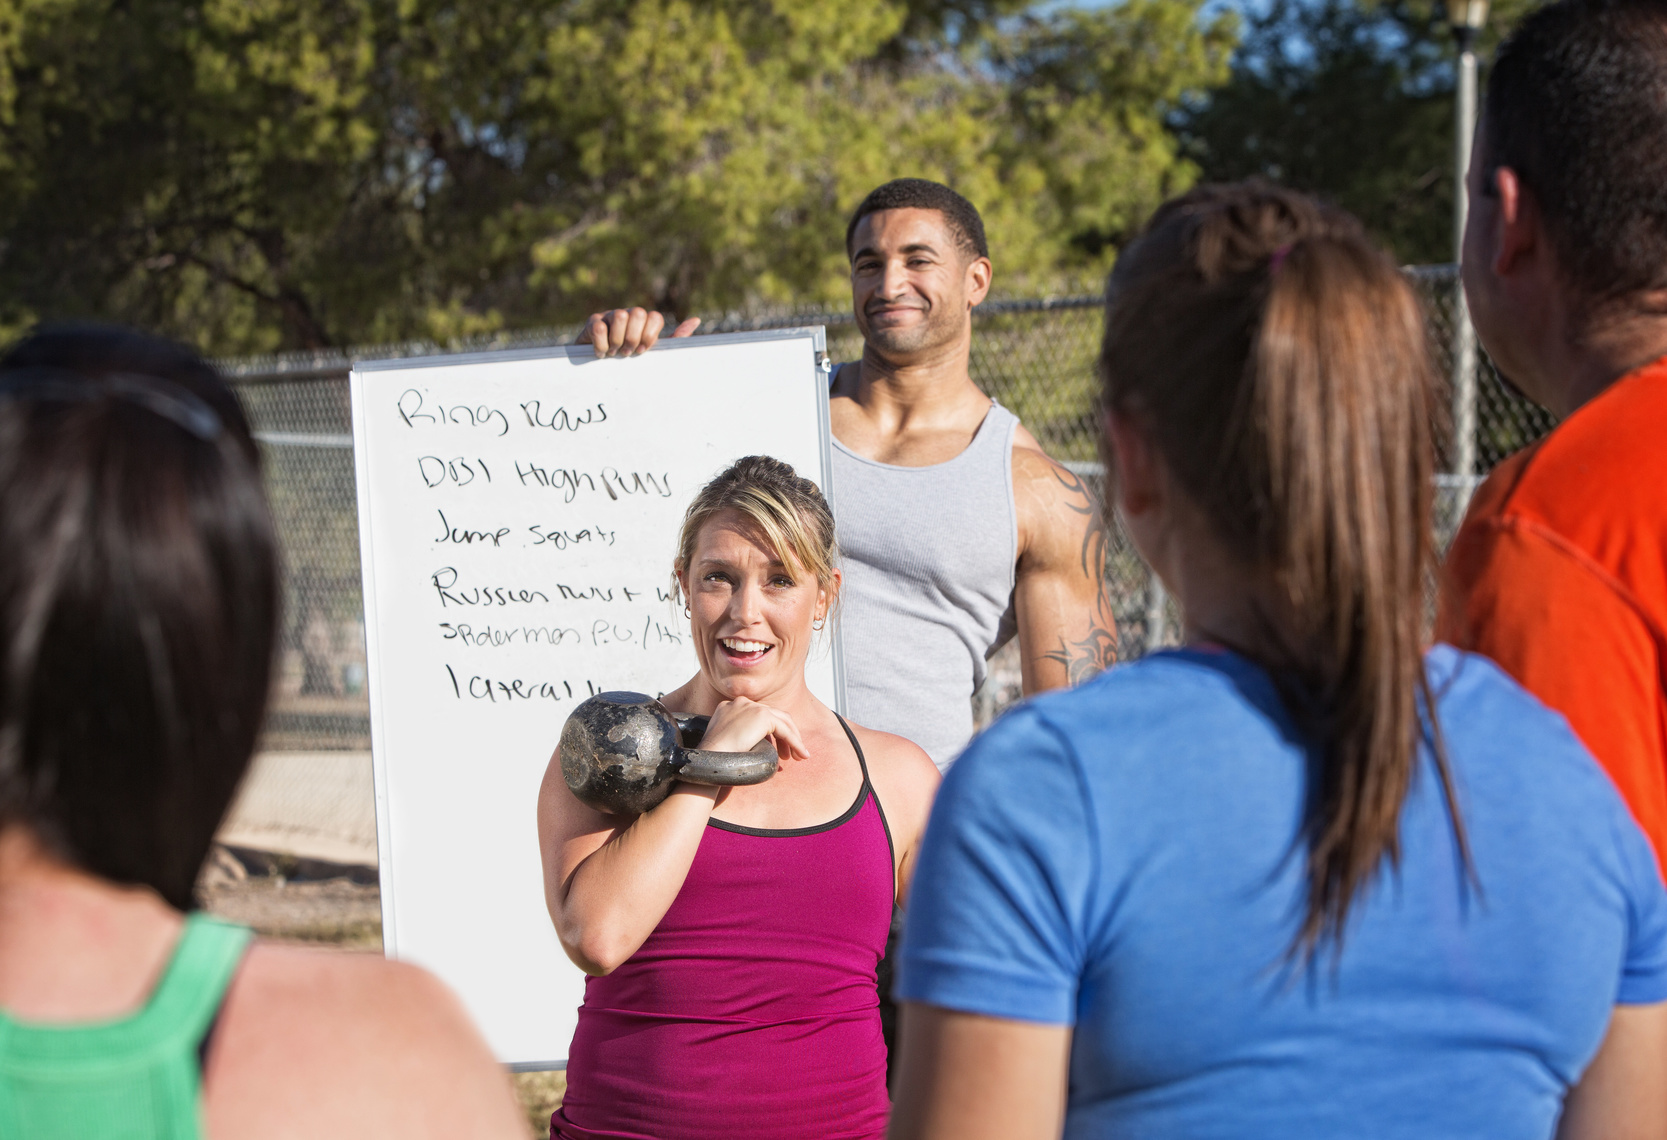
[582,179,1116,771]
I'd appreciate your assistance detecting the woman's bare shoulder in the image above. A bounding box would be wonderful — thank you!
[845,722,940,804]
[204,942,529,1139]
[227,941,463,1029]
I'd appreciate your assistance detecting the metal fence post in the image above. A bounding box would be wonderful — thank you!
[1144,573,1169,654]
[1451,40,1480,497]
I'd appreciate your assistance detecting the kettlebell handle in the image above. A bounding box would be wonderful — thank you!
[670,715,778,786]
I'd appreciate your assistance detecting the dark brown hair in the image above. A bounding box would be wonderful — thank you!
[845,178,989,261]
[1483,0,1667,312]
[1099,182,1466,955]
[0,324,279,909]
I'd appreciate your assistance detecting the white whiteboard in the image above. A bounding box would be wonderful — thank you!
[349,330,843,1067]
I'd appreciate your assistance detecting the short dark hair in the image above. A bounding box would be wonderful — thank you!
[1482,0,1667,307]
[844,178,990,261]
[0,325,278,909]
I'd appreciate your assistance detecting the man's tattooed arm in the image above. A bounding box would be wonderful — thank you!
[1014,454,1120,693]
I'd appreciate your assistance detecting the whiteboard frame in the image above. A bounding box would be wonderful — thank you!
[349,327,840,1067]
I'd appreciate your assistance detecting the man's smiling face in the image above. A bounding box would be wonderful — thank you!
[848,207,991,362]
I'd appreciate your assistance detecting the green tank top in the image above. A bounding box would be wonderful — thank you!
[0,912,252,1140]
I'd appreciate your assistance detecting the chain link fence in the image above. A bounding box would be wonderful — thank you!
[225,264,1557,749]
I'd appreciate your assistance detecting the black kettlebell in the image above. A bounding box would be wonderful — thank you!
[559,691,779,815]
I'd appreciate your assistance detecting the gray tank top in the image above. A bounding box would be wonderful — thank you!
[830,379,1019,771]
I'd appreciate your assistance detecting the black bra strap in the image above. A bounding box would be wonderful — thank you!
[835,715,896,899]
[835,714,870,787]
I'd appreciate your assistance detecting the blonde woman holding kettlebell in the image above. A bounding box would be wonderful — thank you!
[538,455,939,1140]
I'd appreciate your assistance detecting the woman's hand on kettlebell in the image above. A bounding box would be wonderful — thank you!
[701,698,809,765]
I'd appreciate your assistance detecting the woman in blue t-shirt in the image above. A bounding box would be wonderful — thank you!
[889,183,1667,1140]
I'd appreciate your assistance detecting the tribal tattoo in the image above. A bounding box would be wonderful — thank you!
[1049,464,1110,581]
[1041,624,1120,685]
[1040,465,1119,683]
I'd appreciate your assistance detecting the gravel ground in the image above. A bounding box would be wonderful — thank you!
[196,847,566,1136]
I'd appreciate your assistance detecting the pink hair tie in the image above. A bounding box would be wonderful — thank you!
[1268,243,1295,275]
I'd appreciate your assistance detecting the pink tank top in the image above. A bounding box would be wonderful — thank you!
[554,718,895,1140]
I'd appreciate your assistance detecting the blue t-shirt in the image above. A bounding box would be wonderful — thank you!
[897,645,1667,1139]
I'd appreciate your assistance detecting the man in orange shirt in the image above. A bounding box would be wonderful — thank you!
[1441,0,1667,868]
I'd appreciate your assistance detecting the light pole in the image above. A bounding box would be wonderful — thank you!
[1447,0,1489,492]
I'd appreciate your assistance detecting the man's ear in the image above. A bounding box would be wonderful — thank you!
[966,256,992,307]
[1491,166,1541,279]
[1104,408,1161,520]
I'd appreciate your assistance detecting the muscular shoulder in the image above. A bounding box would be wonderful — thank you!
[1009,423,1060,492]
[1007,435,1099,569]
[206,944,526,1138]
[1011,420,1049,461]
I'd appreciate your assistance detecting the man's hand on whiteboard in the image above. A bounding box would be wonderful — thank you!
[580,308,701,357]
[700,696,809,767]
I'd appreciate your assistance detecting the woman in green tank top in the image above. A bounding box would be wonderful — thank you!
[0,328,528,1140]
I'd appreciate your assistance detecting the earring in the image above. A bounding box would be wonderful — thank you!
[683,605,691,618]
[813,616,826,631]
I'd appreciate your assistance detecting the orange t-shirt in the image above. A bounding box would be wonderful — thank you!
[1439,355,1667,871]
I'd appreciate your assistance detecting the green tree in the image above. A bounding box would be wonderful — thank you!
[0,0,1235,353]
[1175,0,1532,265]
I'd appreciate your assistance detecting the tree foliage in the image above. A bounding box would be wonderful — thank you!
[1175,0,1532,265]
[0,0,1234,352]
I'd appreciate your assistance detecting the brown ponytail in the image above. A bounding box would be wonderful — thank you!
[1100,182,1467,956]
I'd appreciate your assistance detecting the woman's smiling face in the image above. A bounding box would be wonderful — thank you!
[678,510,833,702]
